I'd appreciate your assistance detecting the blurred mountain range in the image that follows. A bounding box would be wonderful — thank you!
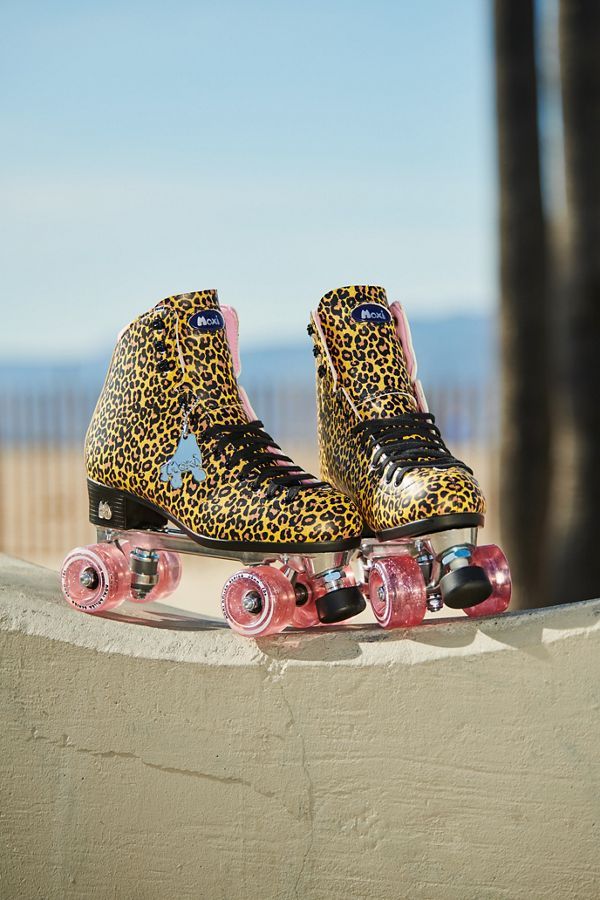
[0,314,496,391]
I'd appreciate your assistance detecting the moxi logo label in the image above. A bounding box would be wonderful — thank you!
[188,310,225,332]
[351,303,392,325]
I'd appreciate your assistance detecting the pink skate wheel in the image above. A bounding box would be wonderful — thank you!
[221,565,295,637]
[368,555,427,629]
[61,543,130,614]
[290,573,320,628]
[464,545,511,618]
[128,550,182,604]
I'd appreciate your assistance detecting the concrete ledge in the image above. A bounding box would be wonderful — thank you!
[1,554,599,899]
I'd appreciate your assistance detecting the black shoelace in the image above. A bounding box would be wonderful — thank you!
[204,420,325,501]
[354,412,471,486]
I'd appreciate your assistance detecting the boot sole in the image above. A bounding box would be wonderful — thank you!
[88,479,360,554]
[366,512,484,541]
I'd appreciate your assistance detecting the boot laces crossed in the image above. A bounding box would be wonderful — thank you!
[354,411,471,487]
[204,420,326,502]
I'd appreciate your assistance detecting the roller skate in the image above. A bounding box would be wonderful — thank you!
[61,290,365,636]
[307,284,511,629]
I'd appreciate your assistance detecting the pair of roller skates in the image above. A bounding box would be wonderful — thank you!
[61,286,511,636]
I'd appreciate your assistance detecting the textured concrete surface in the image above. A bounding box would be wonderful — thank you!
[1,553,599,900]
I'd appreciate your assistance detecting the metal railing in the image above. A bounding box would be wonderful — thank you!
[0,381,500,561]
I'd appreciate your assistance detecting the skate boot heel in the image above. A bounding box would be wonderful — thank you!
[87,480,168,531]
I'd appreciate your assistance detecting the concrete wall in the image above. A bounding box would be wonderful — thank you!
[1,553,599,900]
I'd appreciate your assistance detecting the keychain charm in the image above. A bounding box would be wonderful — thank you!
[160,396,207,489]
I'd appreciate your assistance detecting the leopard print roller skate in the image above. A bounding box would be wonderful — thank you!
[307,285,511,629]
[61,290,365,635]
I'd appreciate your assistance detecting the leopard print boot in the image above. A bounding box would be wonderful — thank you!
[308,285,511,626]
[60,290,366,633]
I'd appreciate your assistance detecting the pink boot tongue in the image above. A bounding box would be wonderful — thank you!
[317,284,419,419]
[156,289,249,426]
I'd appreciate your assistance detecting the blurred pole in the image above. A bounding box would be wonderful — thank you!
[555,0,600,601]
[494,0,551,608]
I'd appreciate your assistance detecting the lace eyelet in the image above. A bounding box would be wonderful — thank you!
[154,340,167,353]
[151,318,166,331]
[157,359,174,373]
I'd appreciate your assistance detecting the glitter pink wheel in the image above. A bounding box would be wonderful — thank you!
[290,572,320,628]
[61,543,130,614]
[368,555,427,629]
[221,565,296,637]
[153,551,182,600]
[128,550,182,604]
[464,545,511,618]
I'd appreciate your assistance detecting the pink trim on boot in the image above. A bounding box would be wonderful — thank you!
[389,301,429,413]
[389,301,417,379]
[237,385,259,422]
[221,305,242,377]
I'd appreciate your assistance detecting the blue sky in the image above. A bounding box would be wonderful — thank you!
[0,0,495,359]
